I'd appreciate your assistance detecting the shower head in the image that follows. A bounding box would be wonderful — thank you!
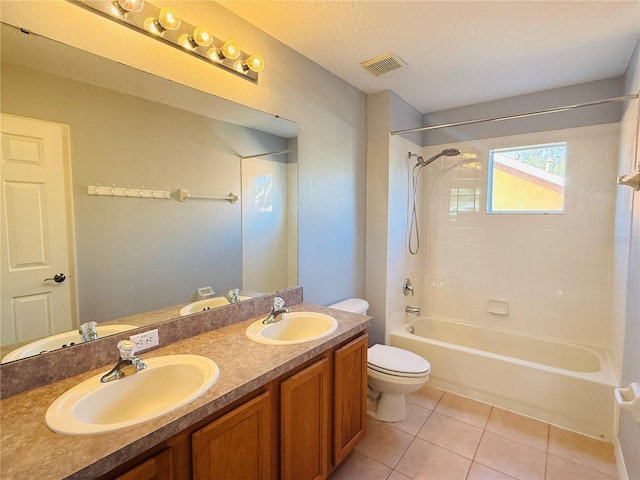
[421,148,461,166]
[442,148,462,157]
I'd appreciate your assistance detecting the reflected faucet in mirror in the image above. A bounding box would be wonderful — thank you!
[78,322,98,342]
[225,289,241,304]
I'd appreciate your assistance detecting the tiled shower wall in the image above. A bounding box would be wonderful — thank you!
[419,123,619,348]
[609,97,638,381]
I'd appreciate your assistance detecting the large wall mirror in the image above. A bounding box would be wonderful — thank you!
[0,24,298,363]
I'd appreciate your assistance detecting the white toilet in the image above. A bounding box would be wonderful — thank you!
[327,298,431,422]
[366,344,430,422]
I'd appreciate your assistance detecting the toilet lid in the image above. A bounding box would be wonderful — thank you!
[367,344,430,377]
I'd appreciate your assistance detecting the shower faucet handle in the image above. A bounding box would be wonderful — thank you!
[403,278,414,296]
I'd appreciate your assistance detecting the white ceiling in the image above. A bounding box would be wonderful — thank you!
[218,1,640,113]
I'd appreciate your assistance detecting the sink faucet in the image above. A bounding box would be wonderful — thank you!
[78,321,98,342]
[262,296,291,324]
[101,340,147,383]
[224,288,241,304]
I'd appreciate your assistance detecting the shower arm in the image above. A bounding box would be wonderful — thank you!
[422,152,445,167]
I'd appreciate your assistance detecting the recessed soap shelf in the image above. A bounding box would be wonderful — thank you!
[486,298,509,315]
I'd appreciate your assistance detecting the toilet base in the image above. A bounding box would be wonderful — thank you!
[367,392,407,422]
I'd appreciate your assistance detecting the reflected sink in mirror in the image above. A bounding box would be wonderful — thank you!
[1,325,136,364]
[245,312,338,345]
[45,354,220,435]
[179,296,253,316]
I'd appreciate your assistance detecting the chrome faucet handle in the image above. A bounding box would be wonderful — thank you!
[273,296,286,311]
[273,297,291,315]
[262,297,291,324]
[403,278,414,296]
[117,339,137,359]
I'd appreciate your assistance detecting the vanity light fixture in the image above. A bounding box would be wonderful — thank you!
[76,0,264,81]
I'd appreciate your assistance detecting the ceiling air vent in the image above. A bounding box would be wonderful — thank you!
[361,53,407,77]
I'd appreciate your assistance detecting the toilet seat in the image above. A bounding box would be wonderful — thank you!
[367,344,430,378]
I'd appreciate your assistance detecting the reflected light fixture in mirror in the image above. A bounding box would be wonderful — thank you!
[77,0,264,81]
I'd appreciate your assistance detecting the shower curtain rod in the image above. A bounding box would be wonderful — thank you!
[239,149,296,160]
[390,94,639,136]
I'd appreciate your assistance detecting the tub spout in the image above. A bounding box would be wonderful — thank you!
[405,306,421,315]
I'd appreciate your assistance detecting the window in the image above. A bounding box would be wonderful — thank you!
[251,174,273,212]
[487,143,566,213]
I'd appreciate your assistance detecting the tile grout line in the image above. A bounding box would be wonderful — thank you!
[544,422,551,480]
[466,406,493,479]
[344,388,617,480]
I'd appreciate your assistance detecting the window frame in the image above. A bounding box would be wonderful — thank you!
[486,141,567,215]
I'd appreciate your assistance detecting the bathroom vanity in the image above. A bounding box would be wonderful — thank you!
[0,300,371,479]
[103,332,367,479]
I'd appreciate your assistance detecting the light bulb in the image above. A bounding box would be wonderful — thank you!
[178,26,213,50]
[157,6,181,30]
[192,25,213,47]
[117,0,144,13]
[220,40,241,60]
[245,54,264,73]
[144,16,162,35]
[236,54,265,74]
[178,33,196,50]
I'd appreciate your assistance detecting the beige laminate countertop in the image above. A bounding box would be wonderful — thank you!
[0,303,371,480]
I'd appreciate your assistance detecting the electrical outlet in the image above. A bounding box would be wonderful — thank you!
[129,329,159,353]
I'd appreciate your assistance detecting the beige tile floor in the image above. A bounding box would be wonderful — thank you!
[330,385,618,480]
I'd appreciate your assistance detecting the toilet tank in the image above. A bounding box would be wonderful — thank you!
[327,298,369,315]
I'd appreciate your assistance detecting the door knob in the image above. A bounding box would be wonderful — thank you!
[45,273,66,283]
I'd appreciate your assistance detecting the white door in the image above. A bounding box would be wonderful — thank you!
[1,114,76,346]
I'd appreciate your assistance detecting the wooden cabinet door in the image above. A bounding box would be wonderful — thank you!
[281,357,330,480]
[333,333,368,465]
[113,449,173,480]
[192,391,271,480]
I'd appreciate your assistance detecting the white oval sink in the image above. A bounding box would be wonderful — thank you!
[45,354,220,435]
[1,324,137,363]
[179,296,252,316]
[245,312,338,345]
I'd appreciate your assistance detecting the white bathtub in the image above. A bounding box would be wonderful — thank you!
[390,316,616,440]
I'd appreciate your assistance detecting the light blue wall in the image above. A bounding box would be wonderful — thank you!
[365,90,422,345]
